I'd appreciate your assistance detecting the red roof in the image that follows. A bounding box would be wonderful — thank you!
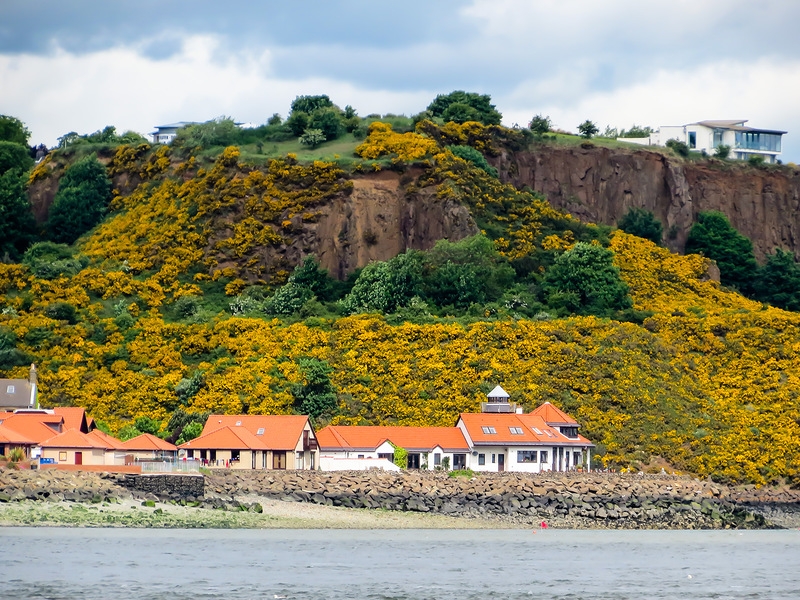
[121,433,177,452]
[179,426,270,451]
[530,402,578,425]
[40,428,109,449]
[0,423,35,445]
[86,429,126,450]
[201,414,311,450]
[316,426,469,452]
[0,413,64,444]
[458,413,592,446]
[53,407,90,433]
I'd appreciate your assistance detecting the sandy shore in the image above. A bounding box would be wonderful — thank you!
[0,496,525,529]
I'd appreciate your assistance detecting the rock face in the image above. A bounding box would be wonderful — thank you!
[310,172,477,279]
[497,146,800,261]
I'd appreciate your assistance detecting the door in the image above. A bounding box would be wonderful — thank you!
[273,451,286,470]
[75,451,83,465]
[497,453,504,472]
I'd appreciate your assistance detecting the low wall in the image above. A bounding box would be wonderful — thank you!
[116,473,204,500]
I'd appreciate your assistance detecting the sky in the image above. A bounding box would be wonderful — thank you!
[1,0,798,162]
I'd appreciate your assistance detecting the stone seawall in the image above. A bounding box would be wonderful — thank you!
[206,470,800,529]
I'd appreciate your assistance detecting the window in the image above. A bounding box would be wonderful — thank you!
[6,385,14,394]
[539,451,548,463]
[688,131,697,148]
[452,454,467,469]
[561,426,579,439]
[481,426,497,434]
[59,451,67,461]
[256,427,265,436]
[574,451,581,466]
[434,453,441,466]
[491,454,496,463]
[357,454,365,459]
[509,427,523,435]
[532,427,543,434]
[235,420,242,426]
[231,450,240,461]
[544,430,553,437]
[296,452,304,469]
[478,453,486,465]
[517,450,537,463]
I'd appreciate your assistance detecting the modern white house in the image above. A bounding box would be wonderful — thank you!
[457,393,594,473]
[150,122,197,144]
[619,120,786,163]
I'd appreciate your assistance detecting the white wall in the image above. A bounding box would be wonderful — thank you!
[319,456,400,471]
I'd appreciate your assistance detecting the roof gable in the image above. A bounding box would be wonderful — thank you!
[179,425,269,451]
[529,402,578,425]
[202,414,311,450]
[40,428,109,449]
[53,407,89,433]
[1,413,64,443]
[457,412,590,446]
[121,433,177,451]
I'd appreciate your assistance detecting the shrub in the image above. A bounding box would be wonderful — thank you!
[264,282,314,316]
[299,128,326,149]
[666,139,690,157]
[427,91,502,126]
[446,145,498,177]
[529,114,552,135]
[0,140,33,174]
[714,145,731,159]
[47,155,112,244]
[291,357,337,420]
[617,207,663,245]
[44,302,78,324]
[309,108,343,141]
[577,120,599,139]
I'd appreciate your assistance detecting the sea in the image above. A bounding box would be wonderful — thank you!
[1,528,799,600]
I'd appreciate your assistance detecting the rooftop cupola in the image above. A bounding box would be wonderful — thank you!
[482,385,517,413]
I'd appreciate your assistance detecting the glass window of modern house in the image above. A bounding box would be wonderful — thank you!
[478,453,486,465]
[540,451,548,463]
[517,450,537,463]
[492,454,496,463]
[561,426,579,439]
[688,131,696,148]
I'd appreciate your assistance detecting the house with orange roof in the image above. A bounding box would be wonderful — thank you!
[38,429,124,466]
[179,414,318,470]
[316,425,470,471]
[0,422,36,458]
[456,387,594,473]
[121,433,177,462]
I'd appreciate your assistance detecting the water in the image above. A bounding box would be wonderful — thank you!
[1,528,799,599]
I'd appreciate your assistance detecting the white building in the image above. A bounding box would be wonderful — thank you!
[150,122,197,144]
[619,120,786,164]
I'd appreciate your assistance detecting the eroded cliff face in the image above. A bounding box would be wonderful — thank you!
[497,146,800,260]
[308,172,476,278]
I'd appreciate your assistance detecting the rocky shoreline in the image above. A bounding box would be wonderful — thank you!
[1,468,799,529]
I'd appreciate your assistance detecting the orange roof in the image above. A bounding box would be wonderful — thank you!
[316,426,470,452]
[202,414,311,450]
[121,433,177,452]
[0,413,64,444]
[179,426,269,451]
[458,413,592,446]
[40,428,109,449]
[87,429,127,450]
[530,402,578,425]
[53,407,90,432]
[0,423,35,445]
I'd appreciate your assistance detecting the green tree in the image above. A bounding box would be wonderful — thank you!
[0,170,37,259]
[427,91,502,126]
[22,241,87,279]
[577,120,599,139]
[174,117,239,149]
[177,422,203,445]
[286,111,310,137]
[134,416,162,437]
[299,128,326,149]
[291,357,337,420]
[441,103,482,124]
[542,242,632,316]
[529,114,552,135]
[47,155,112,244]
[289,255,333,301]
[341,251,424,315]
[619,125,654,138]
[309,107,343,141]
[752,249,800,311]
[0,115,31,146]
[0,141,34,174]
[263,282,314,316]
[447,145,498,177]
[267,113,282,126]
[685,211,758,292]
[617,207,663,245]
[422,235,514,309]
[291,95,334,115]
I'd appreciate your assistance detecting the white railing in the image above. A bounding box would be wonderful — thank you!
[139,461,201,474]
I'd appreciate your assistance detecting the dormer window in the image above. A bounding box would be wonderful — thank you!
[481,426,497,434]
[561,426,579,439]
[509,427,523,435]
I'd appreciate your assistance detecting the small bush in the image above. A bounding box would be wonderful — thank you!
[666,138,690,157]
[44,302,78,324]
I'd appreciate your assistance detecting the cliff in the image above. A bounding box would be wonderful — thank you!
[497,145,800,261]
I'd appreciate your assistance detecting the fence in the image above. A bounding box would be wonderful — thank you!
[139,460,202,474]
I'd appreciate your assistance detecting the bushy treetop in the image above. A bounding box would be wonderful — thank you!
[290,95,334,115]
[617,207,663,245]
[0,115,31,146]
[427,91,502,126]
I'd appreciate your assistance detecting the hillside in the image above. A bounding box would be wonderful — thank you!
[2,120,800,485]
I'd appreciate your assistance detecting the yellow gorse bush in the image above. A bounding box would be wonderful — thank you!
[355,122,439,162]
